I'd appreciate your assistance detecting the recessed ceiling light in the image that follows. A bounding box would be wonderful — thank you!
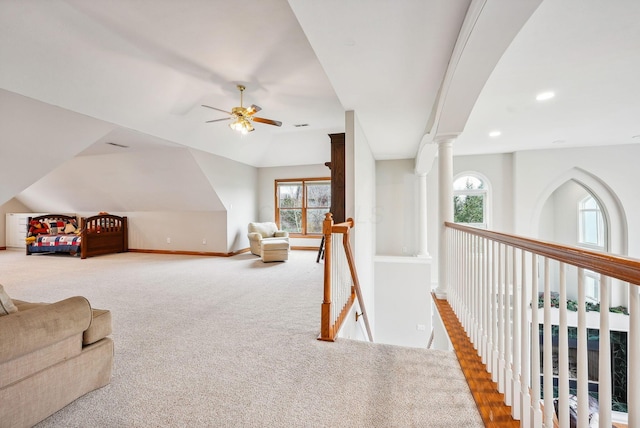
[536,91,555,101]
[489,131,501,137]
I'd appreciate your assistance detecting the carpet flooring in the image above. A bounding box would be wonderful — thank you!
[0,249,482,427]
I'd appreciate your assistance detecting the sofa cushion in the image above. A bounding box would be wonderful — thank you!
[248,222,278,238]
[0,284,17,316]
[83,308,112,345]
[0,297,92,363]
[12,299,111,346]
[261,239,290,251]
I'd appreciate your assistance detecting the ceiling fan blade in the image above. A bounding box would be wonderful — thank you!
[205,118,231,123]
[246,104,262,115]
[201,104,232,115]
[253,116,282,127]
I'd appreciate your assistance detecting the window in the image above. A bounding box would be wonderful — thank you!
[579,195,605,249]
[453,174,488,228]
[584,271,600,302]
[578,195,606,302]
[276,178,331,235]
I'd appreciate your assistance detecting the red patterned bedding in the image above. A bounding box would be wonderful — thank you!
[26,215,82,255]
[26,213,128,259]
[30,234,81,253]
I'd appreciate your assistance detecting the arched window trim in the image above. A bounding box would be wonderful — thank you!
[452,171,491,229]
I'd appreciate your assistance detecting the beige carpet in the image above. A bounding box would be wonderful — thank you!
[0,249,482,427]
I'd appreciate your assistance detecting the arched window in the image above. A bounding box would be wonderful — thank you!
[453,173,488,228]
[578,195,605,249]
[578,195,606,302]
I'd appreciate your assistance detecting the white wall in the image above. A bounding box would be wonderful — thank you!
[341,111,376,341]
[374,256,431,348]
[77,211,229,254]
[190,149,259,253]
[375,159,418,256]
[513,144,638,256]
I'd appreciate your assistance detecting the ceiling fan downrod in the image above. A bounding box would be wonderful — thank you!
[237,85,245,108]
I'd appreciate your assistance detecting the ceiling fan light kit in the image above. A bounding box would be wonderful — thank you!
[203,84,282,134]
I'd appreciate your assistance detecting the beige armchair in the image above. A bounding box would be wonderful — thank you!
[247,222,289,256]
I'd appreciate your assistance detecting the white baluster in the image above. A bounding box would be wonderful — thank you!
[482,237,489,366]
[492,241,499,383]
[576,268,589,428]
[558,262,569,427]
[512,247,521,420]
[505,246,513,406]
[543,258,554,427]
[473,235,479,349]
[520,249,531,427]
[531,253,542,426]
[629,282,639,428]
[498,243,505,393]
[599,275,612,427]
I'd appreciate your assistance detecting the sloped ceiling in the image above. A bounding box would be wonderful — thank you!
[17,148,225,213]
[0,90,115,206]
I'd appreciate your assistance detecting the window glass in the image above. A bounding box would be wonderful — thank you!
[278,182,302,233]
[453,174,487,227]
[453,176,484,190]
[305,181,330,233]
[578,195,604,248]
[584,271,600,302]
[276,179,330,235]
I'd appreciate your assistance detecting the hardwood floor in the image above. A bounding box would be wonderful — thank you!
[433,294,520,428]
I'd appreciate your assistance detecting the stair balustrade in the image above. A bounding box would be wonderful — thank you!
[318,213,372,342]
[444,222,639,427]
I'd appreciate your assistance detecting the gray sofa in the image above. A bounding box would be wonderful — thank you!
[0,294,113,427]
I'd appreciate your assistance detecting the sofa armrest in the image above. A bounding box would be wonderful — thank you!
[0,296,92,362]
[247,232,263,242]
[274,231,289,238]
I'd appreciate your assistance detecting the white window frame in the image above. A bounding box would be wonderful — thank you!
[452,172,490,229]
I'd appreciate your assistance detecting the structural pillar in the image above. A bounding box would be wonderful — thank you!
[417,173,429,257]
[435,138,454,299]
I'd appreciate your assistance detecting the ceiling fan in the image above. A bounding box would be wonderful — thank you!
[202,85,282,134]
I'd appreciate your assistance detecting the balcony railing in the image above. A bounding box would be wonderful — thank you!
[445,222,639,427]
[318,214,372,342]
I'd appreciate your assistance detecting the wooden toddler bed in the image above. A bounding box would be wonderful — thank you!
[26,213,128,259]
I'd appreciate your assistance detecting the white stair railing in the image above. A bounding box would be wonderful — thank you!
[446,222,639,427]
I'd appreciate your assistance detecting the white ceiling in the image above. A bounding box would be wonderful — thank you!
[454,0,640,155]
[1,0,639,172]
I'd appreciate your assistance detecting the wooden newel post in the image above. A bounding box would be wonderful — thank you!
[319,213,334,341]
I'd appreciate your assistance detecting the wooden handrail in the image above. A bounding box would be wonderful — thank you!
[342,226,373,342]
[446,222,640,286]
[319,214,372,342]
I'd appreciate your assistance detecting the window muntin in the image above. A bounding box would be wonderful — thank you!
[276,178,330,235]
[453,174,487,228]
